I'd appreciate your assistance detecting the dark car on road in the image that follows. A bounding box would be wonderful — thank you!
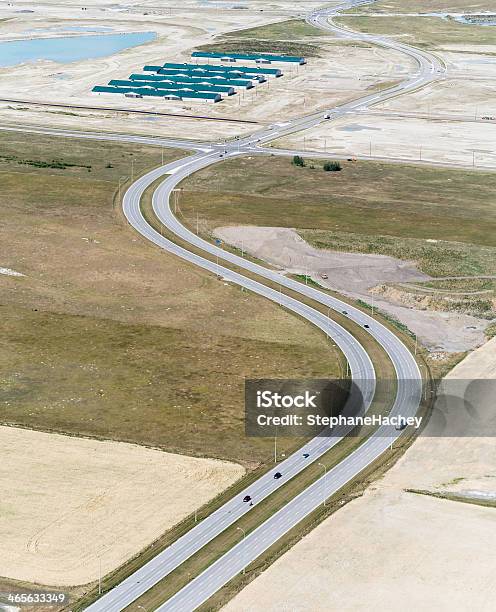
[274,472,282,479]
[243,495,252,503]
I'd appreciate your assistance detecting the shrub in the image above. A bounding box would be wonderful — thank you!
[292,155,305,167]
[323,161,342,172]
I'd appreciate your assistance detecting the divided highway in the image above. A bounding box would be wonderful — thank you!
[3,1,442,609]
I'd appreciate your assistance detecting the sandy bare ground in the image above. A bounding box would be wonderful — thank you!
[0,426,244,586]
[224,337,496,612]
[273,113,496,168]
[374,78,496,119]
[214,226,488,352]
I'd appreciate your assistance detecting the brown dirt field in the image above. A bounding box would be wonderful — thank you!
[0,425,244,587]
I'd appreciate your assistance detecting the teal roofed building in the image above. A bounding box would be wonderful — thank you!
[191,51,306,65]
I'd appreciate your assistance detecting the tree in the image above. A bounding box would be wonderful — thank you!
[292,155,305,167]
[323,161,342,172]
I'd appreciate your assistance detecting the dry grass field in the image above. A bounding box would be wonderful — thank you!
[336,14,496,48]
[345,0,496,14]
[178,155,496,266]
[0,131,341,466]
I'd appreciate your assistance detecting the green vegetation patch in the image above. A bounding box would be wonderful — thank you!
[0,153,91,170]
[196,19,331,58]
[195,39,321,59]
[224,19,328,40]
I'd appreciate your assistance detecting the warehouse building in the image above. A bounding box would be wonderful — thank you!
[132,72,255,89]
[92,85,222,102]
[109,79,236,95]
[144,65,267,83]
[162,62,283,77]
[191,51,306,64]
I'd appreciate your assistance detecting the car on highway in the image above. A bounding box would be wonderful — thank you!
[320,273,328,279]
[324,113,332,119]
[243,495,252,503]
[303,453,310,458]
[273,472,282,479]
[364,324,370,328]
[342,310,348,315]
[396,422,407,431]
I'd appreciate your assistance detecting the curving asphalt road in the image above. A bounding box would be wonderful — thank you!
[77,0,439,609]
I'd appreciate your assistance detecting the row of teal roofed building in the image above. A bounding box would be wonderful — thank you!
[92,52,304,102]
[191,51,306,65]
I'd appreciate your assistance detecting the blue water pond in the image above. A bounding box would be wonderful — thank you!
[0,31,157,68]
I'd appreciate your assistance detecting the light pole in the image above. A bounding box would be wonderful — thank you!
[237,527,246,574]
[318,462,327,506]
[274,425,278,463]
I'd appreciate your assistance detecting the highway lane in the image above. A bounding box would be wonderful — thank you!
[84,154,377,612]
[0,124,208,152]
